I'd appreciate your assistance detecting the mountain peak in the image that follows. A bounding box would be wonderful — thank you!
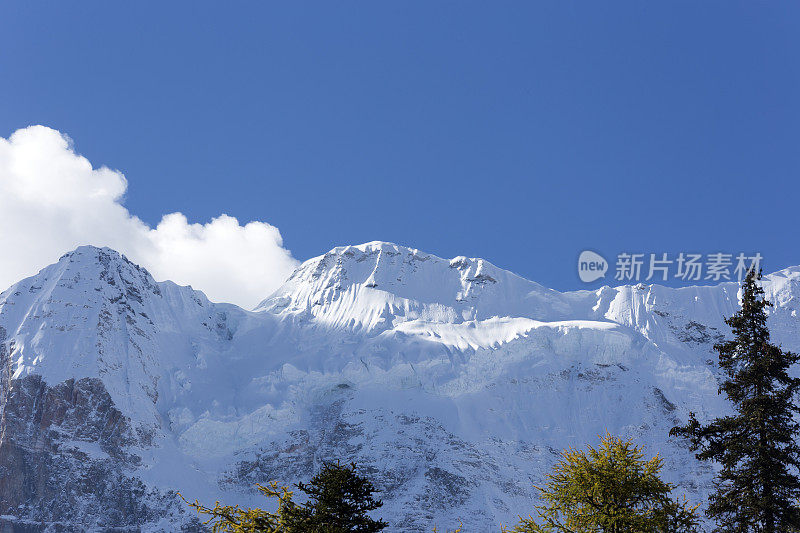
[0,245,163,391]
[329,240,423,254]
[0,245,243,430]
[58,245,149,276]
[257,241,572,330]
[60,244,123,259]
[47,245,162,301]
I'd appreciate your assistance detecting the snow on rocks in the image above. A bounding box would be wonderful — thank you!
[2,242,800,530]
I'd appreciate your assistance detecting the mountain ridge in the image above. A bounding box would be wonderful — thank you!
[1,242,799,531]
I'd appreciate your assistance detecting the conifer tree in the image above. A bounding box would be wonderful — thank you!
[670,269,800,532]
[507,433,699,533]
[181,461,387,532]
[283,461,388,533]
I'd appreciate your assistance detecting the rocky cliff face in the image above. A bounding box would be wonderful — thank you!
[0,374,197,532]
[0,243,799,531]
[0,248,227,531]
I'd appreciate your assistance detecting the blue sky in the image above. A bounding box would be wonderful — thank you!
[1,2,797,296]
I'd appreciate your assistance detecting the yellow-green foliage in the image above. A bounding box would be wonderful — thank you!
[181,461,387,532]
[506,433,700,533]
[179,481,298,533]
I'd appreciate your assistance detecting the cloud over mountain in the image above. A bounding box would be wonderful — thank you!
[0,125,298,307]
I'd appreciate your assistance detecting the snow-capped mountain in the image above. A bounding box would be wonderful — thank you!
[2,242,799,531]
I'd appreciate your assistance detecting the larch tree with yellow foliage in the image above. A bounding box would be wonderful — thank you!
[507,433,699,533]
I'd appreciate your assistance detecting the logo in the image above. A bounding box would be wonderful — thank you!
[576,250,762,284]
[578,250,608,283]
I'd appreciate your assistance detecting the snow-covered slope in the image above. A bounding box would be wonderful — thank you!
[2,242,800,531]
[256,241,574,329]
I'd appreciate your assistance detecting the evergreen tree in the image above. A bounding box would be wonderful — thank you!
[283,461,388,533]
[181,461,386,532]
[507,433,699,533]
[670,269,800,532]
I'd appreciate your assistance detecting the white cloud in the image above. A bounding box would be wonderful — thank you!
[0,125,299,308]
